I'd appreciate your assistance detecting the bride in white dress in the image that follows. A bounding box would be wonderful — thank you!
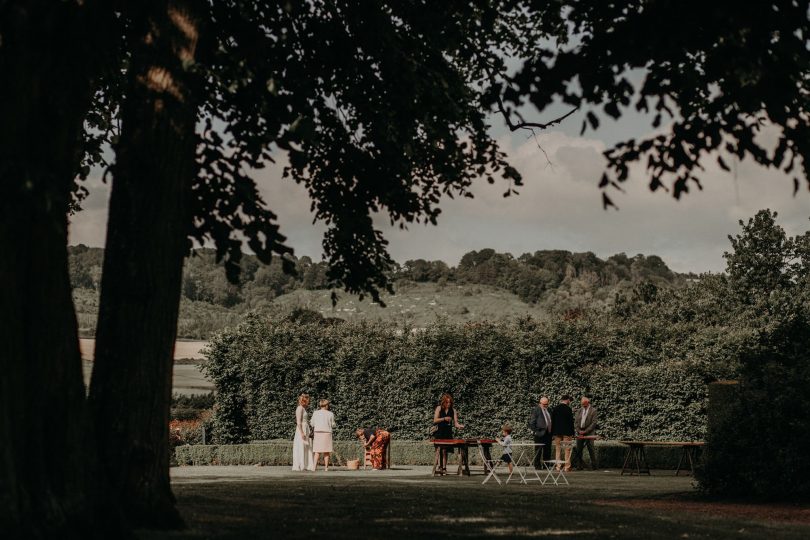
[292,393,315,471]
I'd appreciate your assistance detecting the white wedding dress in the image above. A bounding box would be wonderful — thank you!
[292,405,315,471]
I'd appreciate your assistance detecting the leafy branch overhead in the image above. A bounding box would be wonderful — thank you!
[510,1,810,207]
[78,0,810,302]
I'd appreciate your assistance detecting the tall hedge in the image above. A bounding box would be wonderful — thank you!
[204,314,736,444]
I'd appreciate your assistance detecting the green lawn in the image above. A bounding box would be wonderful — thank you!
[138,466,810,539]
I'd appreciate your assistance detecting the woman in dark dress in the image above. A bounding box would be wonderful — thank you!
[432,393,464,473]
[550,394,575,472]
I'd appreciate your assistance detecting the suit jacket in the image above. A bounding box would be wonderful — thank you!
[551,403,575,437]
[528,405,552,437]
[575,406,597,435]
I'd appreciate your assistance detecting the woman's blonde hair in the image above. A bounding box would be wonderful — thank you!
[439,393,453,408]
[298,393,310,406]
[319,399,330,409]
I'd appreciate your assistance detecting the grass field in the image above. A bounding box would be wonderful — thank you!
[74,282,556,339]
[273,282,551,326]
[78,338,208,360]
[138,466,810,539]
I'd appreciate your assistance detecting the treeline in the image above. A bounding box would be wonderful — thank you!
[69,245,683,329]
[399,249,681,303]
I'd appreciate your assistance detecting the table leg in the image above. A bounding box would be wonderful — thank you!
[675,446,686,476]
[482,444,493,475]
[620,446,632,476]
[676,446,696,476]
[506,449,519,484]
[687,446,696,475]
[515,448,528,484]
[638,446,650,475]
[461,446,470,476]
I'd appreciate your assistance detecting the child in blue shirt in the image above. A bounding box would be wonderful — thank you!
[496,423,513,474]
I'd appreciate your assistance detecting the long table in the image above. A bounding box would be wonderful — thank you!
[619,440,705,476]
[431,439,496,476]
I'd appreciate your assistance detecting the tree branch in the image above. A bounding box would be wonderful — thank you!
[486,68,578,132]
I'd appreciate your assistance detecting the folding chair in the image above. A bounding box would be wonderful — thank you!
[541,459,570,486]
[542,440,574,486]
[502,443,545,485]
[479,443,503,485]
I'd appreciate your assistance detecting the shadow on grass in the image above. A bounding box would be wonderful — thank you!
[140,468,810,539]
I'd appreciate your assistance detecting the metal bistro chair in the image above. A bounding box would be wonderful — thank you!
[542,439,574,486]
[480,444,504,485]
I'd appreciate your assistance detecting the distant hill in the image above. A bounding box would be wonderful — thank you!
[69,245,685,338]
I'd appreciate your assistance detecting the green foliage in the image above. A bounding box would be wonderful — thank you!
[204,315,731,445]
[697,210,810,498]
[170,392,215,421]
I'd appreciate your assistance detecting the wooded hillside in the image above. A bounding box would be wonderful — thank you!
[69,245,686,338]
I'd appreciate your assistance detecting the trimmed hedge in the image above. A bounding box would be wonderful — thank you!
[204,316,734,444]
[174,440,700,469]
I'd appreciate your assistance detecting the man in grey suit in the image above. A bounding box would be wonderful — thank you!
[572,396,598,470]
[528,396,552,469]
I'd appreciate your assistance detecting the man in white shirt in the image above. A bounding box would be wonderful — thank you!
[572,396,598,470]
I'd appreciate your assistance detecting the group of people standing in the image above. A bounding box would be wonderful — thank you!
[292,393,391,471]
[293,391,597,473]
[529,395,598,472]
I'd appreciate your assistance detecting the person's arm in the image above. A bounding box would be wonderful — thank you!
[453,409,464,429]
[529,407,538,433]
[329,412,335,430]
[434,406,449,424]
[296,407,306,440]
[365,434,375,448]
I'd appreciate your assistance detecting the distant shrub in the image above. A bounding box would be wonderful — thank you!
[171,392,215,410]
[174,440,688,468]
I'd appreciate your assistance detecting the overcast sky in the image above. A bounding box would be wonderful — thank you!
[68,104,810,274]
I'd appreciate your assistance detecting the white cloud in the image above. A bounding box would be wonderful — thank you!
[67,128,810,273]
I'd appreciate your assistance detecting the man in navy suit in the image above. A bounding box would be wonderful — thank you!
[528,396,552,469]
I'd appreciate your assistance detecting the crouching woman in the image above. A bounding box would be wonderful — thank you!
[355,427,391,469]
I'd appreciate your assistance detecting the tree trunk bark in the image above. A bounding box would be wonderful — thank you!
[89,0,202,529]
[0,1,117,537]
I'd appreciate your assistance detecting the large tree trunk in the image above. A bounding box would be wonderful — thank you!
[0,1,117,537]
[89,0,202,529]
